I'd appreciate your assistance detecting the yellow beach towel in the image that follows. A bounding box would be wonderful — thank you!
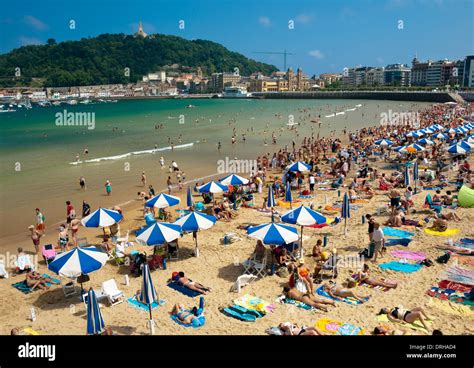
[277,200,301,208]
[233,294,275,313]
[22,327,40,335]
[427,297,474,318]
[424,228,460,236]
[376,314,432,333]
[315,318,343,334]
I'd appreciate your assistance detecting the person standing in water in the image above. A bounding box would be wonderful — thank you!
[105,180,112,196]
[141,172,147,187]
[35,208,45,234]
[167,176,173,194]
[79,176,86,191]
[159,156,165,169]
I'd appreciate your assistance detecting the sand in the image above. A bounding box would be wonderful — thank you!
[1,161,473,336]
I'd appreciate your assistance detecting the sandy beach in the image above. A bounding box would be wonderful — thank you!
[1,102,473,336]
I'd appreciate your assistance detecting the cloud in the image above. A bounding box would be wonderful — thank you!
[309,50,325,59]
[23,15,48,31]
[18,36,43,46]
[295,14,313,24]
[258,16,271,27]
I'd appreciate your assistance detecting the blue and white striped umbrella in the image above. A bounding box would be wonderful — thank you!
[219,174,249,186]
[187,186,194,207]
[139,264,158,305]
[81,208,123,228]
[445,128,457,134]
[417,138,434,145]
[136,222,182,246]
[341,192,351,220]
[281,206,326,226]
[406,131,421,138]
[375,139,394,146]
[455,127,468,135]
[465,135,474,144]
[413,160,419,182]
[86,288,105,335]
[173,211,216,231]
[48,246,108,278]
[285,182,293,204]
[432,132,449,140]
[286,161,312,172]
[404,165,412,187]
[267,185,276,208]
[198,180,229,194]
[421,127,435,134]
[247,223,299,245]
[415,130,425,137]
[145,193,181,209]
[406,143,425,152]
[447,142,471,154]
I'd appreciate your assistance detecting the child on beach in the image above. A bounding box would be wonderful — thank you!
[105,180,112,196]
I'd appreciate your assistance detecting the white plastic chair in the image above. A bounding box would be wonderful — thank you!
[101,279,124,306]
[230,274,257,293]
[77,237,88,248]
[116,230,129,244]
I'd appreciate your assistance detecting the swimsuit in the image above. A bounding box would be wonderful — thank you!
[391,307,410,322]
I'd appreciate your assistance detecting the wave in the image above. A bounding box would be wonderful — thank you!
[355,104,362,107]
[325,113,335,118]
[345,108,357,112]
[335,112,345,116]
[69,142,194,165]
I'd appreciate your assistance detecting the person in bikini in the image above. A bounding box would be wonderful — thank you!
[378,306,433,332]
[356,264,397,289]
[323,281,368,303]
[278,322,328,336]
[170,303,204,328]
[282,286,335,312]
[172,271,211,295]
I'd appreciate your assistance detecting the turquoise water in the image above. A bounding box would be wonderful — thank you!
[0,98,430,239]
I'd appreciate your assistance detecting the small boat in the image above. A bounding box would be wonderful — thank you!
[186,104,195,108]
[67,100,78,105]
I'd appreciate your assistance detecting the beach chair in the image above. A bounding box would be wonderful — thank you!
[221,233,243,245]
[15,254,34,272]
[82,289,107,307]
[115,230,129,244]
[0,262,8,278]
[167,241,179,261]
[62,279,78,297]
[101,279,124,306]
[319,254,338,279]
[242,253,268,278]
[41,244,56,264]
[230,274,258,293]
[111,243,127,266]
[77,237,88,248]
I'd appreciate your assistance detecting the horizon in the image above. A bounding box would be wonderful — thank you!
[0,0,472,76]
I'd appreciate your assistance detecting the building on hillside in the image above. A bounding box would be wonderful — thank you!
[134,21,148,38]
[319,73,342,86]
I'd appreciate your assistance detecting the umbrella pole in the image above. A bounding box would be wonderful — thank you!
[194,233,199,257]
[344,218,348,236]
[299,226,303,259]
[148,304,155,335]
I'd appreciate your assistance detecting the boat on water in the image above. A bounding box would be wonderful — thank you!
[67,99,78,105]
[222,86,252,98]
[52,101,62,106]
[79,99,91,104]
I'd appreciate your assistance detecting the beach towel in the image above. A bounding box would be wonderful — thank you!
[234,294,275,313]
[376,314,432,333]
[438,280,473,292]
[452,255,474,267]
[127,296,165,312]
[424,228,460,236]
[278,296,314,311]
[315,318,364,335]
[391,250,426,261]
[12,274,60,294]
[170,313,205,328]
[427,287,474,306]
[298,195,314,199]
[427,297,474,318]
[460,238,474,244]
[167,281,202,298]
[385,238,412,247]
[22,327,40,335]
[315,285,368,305]
[306,223,329,229]
[379,262,422,273]
[351,274,393,292]
[443,266,474,286]
[222,305,264,321]
[383,227,415,238]
[423,187,442,191]
[454,242,474,250]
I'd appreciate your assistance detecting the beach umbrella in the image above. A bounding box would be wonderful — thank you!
[447,142,471,154]
[414,130,425,137]
[138,264,159,335]
[48,246,108,279]
[81,208,123,228]
[267,185,276,222]
[173,211,216,256]
[145,193,180,209]
[186,187,194,208]
[413,161,419,191]
[219,174,249,186]
[341,192,351,235]
[286,161,312,173]
[136,222,182,246]
[455,127,469,135]
[374,139,394,146]
[86,288,105,335]
[281,206,327,258]
[406,143,425,152]
[432,132,448,140]
[406,131,421,138]
[197,180,229,194]
[465,135,474,144]
[417,138,434,145]
[445,128,457,134]
[421,128,435,134]
[285,182,293,208]
[247,223,299,246]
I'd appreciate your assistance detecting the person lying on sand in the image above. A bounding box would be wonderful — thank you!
[170,271,211,294]
[378,306,433,333]
[25,271,49,290]
[170,303,203,328]
[282,286,334,312]
[323,281,368,303]
[356,264,397,289]
[435,244,474,255]
[430,209,462,223]
[278,322,328,336]
[373,325,408,335]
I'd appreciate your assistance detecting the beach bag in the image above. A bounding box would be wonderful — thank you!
[419,258,433,267]
[436,252,450,264]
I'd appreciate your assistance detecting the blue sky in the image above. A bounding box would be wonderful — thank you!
[0,0,472,76]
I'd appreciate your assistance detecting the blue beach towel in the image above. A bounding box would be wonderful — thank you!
[385,238,412,247]
[383,227,415,238]
[127,296,165,311]
[12,273,60,294]
[170,313,206,328]
[282,297,314,310]
[167,281,202,298]
[315,285,368,305]
[222,305,263,321]
[379,261,422,273]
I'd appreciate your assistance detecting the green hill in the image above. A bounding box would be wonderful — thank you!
[0,33,278,87]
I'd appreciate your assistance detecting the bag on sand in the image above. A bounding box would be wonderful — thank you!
[436,252,450,264]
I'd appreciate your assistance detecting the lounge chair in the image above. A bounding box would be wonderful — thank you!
[77,237,88,248]
[101,279,124,306]
[230,274,258,293]
[41,244,56,264]
[241,253,267,278]
[62,279,78,297]
[15,254,34,272]
[0,262,8,278]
